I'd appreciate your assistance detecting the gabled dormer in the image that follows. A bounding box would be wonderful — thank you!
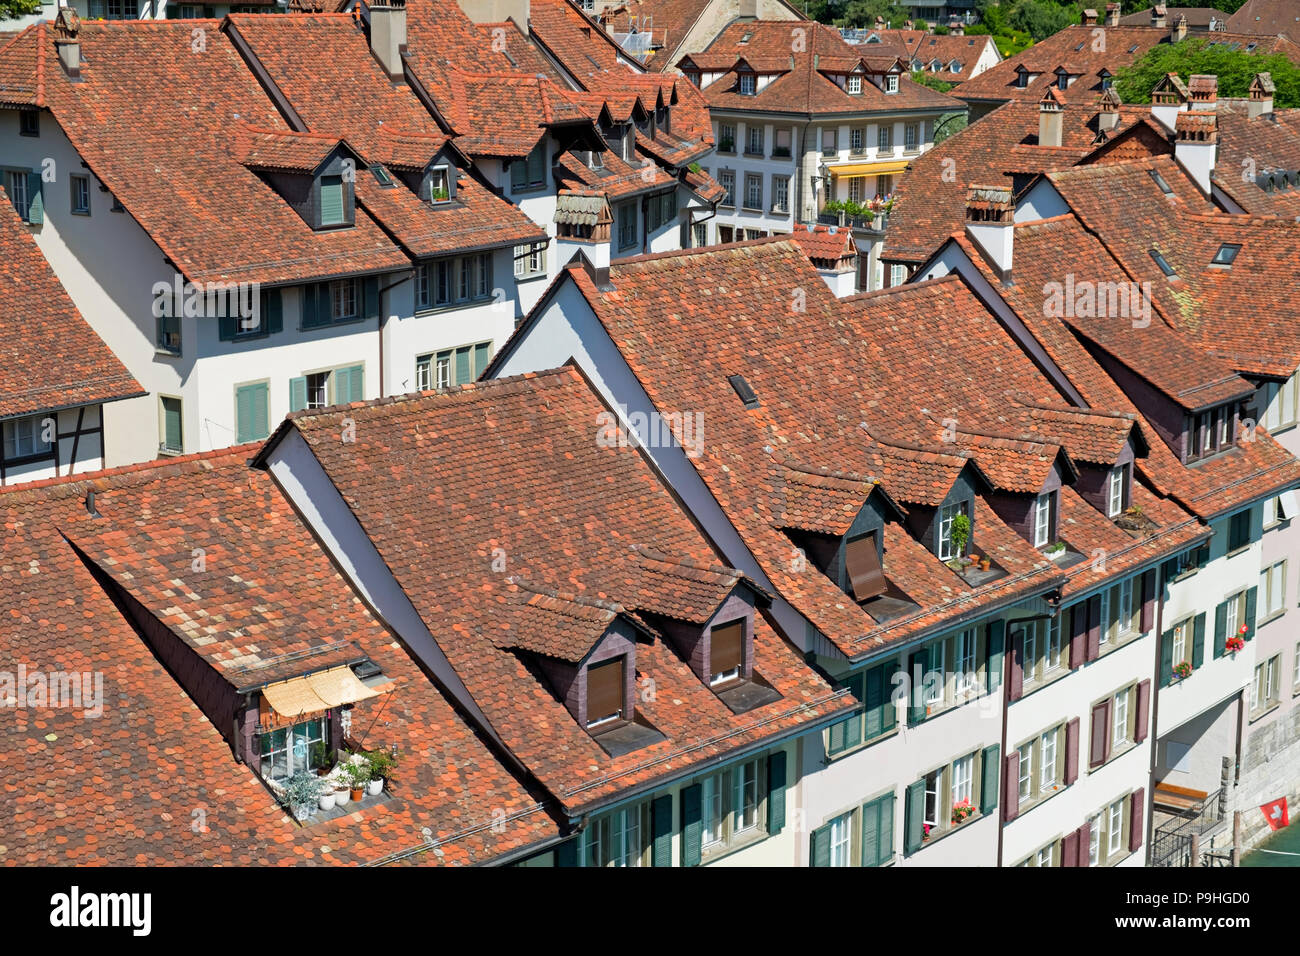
[972,439,1079,557]
[906,460,990,563]
[240,129,360,231]
[418,145,460,205]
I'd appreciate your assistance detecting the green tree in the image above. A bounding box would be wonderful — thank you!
[1007,0,1082,42]
[1114,37,1300,108]
[1,0,40,19]
[837,0,908,27]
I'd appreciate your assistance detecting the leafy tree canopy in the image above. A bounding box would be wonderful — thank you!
[1114,36,1300,108]
[0,0,40,20]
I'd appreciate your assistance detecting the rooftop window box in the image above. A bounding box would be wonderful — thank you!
[718,137,736,153]
[772,145,792,158]
[1114,504,1159,536]
[1172,660,1193,682]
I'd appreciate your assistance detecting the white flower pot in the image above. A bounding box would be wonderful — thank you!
[334,788,351,806]
[292,804,312,822]
[318,792,337,811]
[367,778,384,796]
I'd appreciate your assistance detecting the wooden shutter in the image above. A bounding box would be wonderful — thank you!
[863,667,884,741]
[1214,600,1228,658]
[1129,788,1145,853]
[1069,603,1087,669]
[651,795,673,866]
[1065,717,1080,784]
[163,398,182,452]
[1002,750,1019,822]
[1089,700,1110,768]
[289,376,308,413]
[1244,587,1258,639]
[586,656,625,725]
[710,620,743,678]
[1159,628,1175,686]
[845,532,886,601]
[767,750,786,835]
[1086,595,1102,661]
[338,364,364,404]
[554,839,578,867]
[1074,822,1091,866]
[810,822,832,867]
[454,346,473,385]
[1061,828,1079,867]
[903,779,925,854]
[1191,612,1206,669]
[320,175,344,224]
[302,283,323,328]
[986,619,1005,694]
[907,649,928,725]
[861,793,893,867]
[1140,569,1156,632]
[1007,629,1023,702]
[218,311,237,341]
[25,170,42,224]
[236,383,267,443]
[1134,680,1151,744]
[828,671,863,755]
[263,288,283,334]
[473,341,491,378]
[362,276,380,322]
[980,743,1000,815]
[680,783,702,867]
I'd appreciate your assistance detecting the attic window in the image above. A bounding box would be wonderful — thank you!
[1128,44,1139,53]
[847,74,863,94]
[369,164,395,188]
[709,620,744,686]
[845,532,886,601]
[429,165,451,203]
[937,500,970,562]
[1148,169,1174,195]
[586,656,626,728]
[18,110,38,137]
[728,373,759,409]
[885,73,899,93]
[1015,67,1029,88]
[739,73,756,95]
[1074,41,1085,51]
[319,175,346,227]
[1149,248,1177,278]
[740,31,752,43]
[1211,243,1242,267]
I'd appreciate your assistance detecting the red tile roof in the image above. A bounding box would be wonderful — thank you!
[0,195,141,420]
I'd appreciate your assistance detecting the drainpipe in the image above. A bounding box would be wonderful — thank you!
[996,619,1012,867]
[1144,564,1168,864]
[376,271,413,399]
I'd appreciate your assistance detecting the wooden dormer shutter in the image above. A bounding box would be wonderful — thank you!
[845,532,886,601]
[320,175,345,226]
[586,656,625,726]
[711,620,744,678]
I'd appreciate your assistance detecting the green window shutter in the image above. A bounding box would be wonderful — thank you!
[26,171,42,224]
[454,346,472,386]
[289,376,308,413]
[979,743,1000,815]
[473,341,491,378]
[829,671,864,754]
[338,364,364,404]
[1213,601,1228,658]
[809,822,832,867]
[860,799,880,868]
[510,156,526,191]
[554,839,578,867]
[863,666,884,740]
[302,284,324,329]
[986,619,1005,693]
[264,288,283,334]
[163,397,182,452]
[903,779,925,855]
[218,312,237,341]
[880,660,899,734]
[1244,586,1258,639]
[680,783,702,867]
[908,649,927,725]
[1159,629,1175,686]
[362,275,380,322]
[879,792,894,862]
[320,175,344,225]
[651,795,673,867]
[767,749,787,835]
[235,383,268,443]
[1192,612,1206,669]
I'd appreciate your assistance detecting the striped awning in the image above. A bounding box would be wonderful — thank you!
[261,666,379,721]
[829,160,911,177]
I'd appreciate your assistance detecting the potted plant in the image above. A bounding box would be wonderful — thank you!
[366,749,397,795]
[950,514,971,562]
[922,823,932,842]
[979,557,992,572]
[1173,660,1193,681]
[951,799,975,825]
[318,789,338,812]
[283,771,325,823]
[1225,634,1246,654]
[310,742,334,777]
[334,772,352,806]
[345,760,371,801]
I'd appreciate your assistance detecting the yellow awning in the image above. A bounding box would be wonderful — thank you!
[830,160,911,177]
[261,666,379,721]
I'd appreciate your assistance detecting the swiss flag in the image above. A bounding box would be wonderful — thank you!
[1260,797,1290,830]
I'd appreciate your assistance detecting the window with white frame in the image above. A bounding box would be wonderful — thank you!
[1294,641,1299,695]
[582,800,649,867]
[878,124,893,152]
[772,175,789,213]
[951,753,974,810]
[1112,684,1129,746]
[1040,727,1058,792]
[925,639,946,706]
[1034,492,1053,547]
[1251,655,1280,713]
[954,628,978,696]
[744,173,762,210]
[848,175,864,203]
[1261,560,1286,619]
[1020,615,1065,687]
[850,127,866,153]
[1018,742,1033,801]
[884,73,899,93]
[1016,722,1065,807]
[258,716,329,782]
[718,170,735,207]
[890,263,907,286]
[1103,577,1140,645]
[822,127,838,156]
[919,750,983,837]
[4,168,30,221]
[738,73,756,95]
[746,125,764,156]
[936,500,969,561]
[1107,465,1127,517]
[330,279,358,320]
[1107,799,1124,856]
[70,174,91,216]
[415,342,491,392]
[513,243,546,279]
[2,414,53,460]
[699,757,766,854]
[847,74,863,94]
[1262,372,1298,432]
[828,810,853,866]
[904,122,919,150]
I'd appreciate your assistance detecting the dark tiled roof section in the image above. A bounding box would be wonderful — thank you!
[0,194,141,419]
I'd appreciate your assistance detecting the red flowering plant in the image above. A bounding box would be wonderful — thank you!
[1173,660,1193,680]
[1225,635,1246,654]
[951,799,975,825]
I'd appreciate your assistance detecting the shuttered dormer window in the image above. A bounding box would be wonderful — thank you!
[319,174,345,227]
[586,656,626,728]
[710,620,744,686]
[845,532,886,601]
[511,142,547,192]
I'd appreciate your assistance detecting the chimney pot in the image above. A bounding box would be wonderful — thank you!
[1105,2,1120,26]
[1082,8,1098,26]
[53,8,81,79]
[369,0,408,82]
[1172,13,1188,41]
[1175,111,1218,194]
[1151,3,1167,28]
[1248,72,1275,118]
[964,183,1014,279]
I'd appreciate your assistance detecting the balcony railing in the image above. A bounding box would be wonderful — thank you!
[1151,786,1227,867]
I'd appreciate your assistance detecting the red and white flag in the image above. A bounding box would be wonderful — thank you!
[1260,797,1289,830]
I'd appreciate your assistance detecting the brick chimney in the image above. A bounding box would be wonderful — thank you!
[1150,72,1189,133]
[1175,111,1217,195]
[369,0,407,82]
[1150,3,1167,28]
[951,21,964,36]
[1082,8,1099,26]
[1187,73,1217,110]
[1105,3,1120,26]
[1097,87,1122,132]
[965,184,1014,280]
[1039,87,1065,147]
[1248,72,1275,118]
[53,8,81,80]
[456,0,530,36]
[1171,13,1188,42]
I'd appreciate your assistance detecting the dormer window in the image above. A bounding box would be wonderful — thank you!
[847,74,863,94]
[709,620,744,686]
[845,531,886,601]
[586,656,626,728]
[511,141,547,192]
[884,73,899,93]
[319,174,346,227]
[739,73,756,95]
[1056,71,1070,91]
[1187,404,1233,462]
[937,500,970,561]
[427,165,451,203]
[1033,492,1055,547]
[1107,464,1129,517]
[1016,66,1030,88]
